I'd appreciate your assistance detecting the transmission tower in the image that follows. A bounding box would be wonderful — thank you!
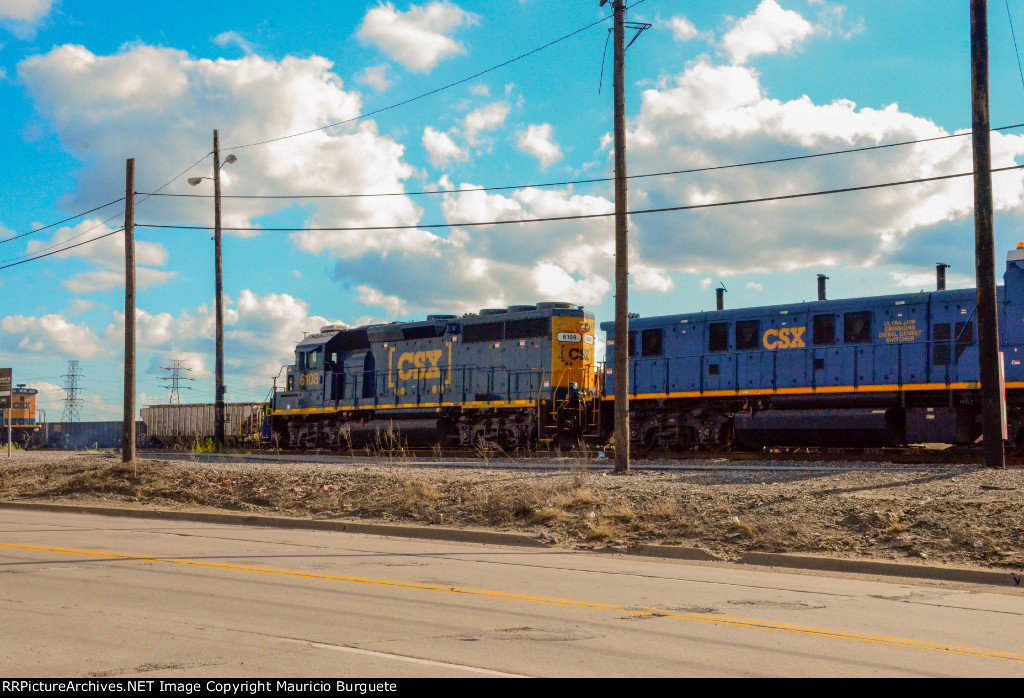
[159,359,194,404]
[61,360,84,423]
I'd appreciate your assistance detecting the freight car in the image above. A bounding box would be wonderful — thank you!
[140,402,265,447]
[269,302,598,450]
[602,246,1024,453]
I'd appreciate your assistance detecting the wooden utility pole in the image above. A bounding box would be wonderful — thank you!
[970,0,1006,469]
[611,0,630,473]
[122,158,136,463]
[213,130,226,449]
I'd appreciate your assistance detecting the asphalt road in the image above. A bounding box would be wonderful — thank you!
[1,509,1023,677]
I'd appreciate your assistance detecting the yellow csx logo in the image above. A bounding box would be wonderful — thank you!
[763,327,806,350]
[299,372,322,387]
[567,347,591,362]
[398,350,443,380]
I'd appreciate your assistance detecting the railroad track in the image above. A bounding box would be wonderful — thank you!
[139,445,1021,470]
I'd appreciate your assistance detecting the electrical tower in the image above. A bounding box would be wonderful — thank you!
[61,360,83,424]
[160,359,194,403]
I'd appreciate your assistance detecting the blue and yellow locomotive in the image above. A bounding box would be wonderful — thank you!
[270,302,598,450]
[602,246,1024,453]
[1,384,43,448]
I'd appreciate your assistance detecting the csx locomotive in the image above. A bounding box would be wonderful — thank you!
[269,302,598,449]
[601,245,1024,453]
[271,246,1024,454]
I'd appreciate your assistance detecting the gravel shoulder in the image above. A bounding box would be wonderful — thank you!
[1,451,1022,572]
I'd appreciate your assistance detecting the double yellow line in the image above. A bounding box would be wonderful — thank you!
[3,541,1022,666]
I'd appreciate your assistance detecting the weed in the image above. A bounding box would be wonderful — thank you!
[191,435,221,455]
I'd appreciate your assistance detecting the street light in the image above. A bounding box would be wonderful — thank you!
[189,132,237,448]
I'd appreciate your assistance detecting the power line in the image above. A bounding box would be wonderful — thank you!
[0,229,124,271]
[0,198,124,247]
[138,123,1024,202]
[221,15,613,152]
[134,164,1024,234]
[1006,0,1024,92]
[0,152,210,266]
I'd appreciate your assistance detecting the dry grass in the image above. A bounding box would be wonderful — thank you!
[3,452,1024,569]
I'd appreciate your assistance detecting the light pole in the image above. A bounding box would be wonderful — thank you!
[189,130,237,449]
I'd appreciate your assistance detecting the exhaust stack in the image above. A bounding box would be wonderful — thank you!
[937,263,949,291]
[817,274,828,302]
[716,287,725,311]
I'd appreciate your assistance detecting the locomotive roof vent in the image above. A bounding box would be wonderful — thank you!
[536,301,576,309]
[480,308,508,315]
[319,325,348,333]
[427,314,458,320]
[507,304,537,312]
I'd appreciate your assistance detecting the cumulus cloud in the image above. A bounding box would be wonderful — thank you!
[356,63,391,91]
[0,313,105,358]
[670,16,700,42]
[25,218,176,293]
[357,1,477,73]
[720,0,814,64]
[212,31,253,54]
[357,285,408,317]
[517,123,563,169]
[746,282,764,292]
[624,58,1024,278]
[0,0,53,36]
[18,45,421,242]
[463,102,509,146]
[423,125,468,166]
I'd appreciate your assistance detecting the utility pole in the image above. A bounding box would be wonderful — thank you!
[213,129,226,450]
[970,0,1006,469]
[610,0,630,473]
[123,158,136,464]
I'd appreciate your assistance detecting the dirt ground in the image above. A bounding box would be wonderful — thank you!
[1,450,1022,571]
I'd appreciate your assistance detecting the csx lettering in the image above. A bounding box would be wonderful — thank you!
[567,347,591,362]
[762,327,806,350]
[397,350,443,380]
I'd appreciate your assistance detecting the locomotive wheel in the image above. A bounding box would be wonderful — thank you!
[702,423,734,453]
[634,429,658,456]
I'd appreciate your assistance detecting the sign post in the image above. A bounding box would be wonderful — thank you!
[1,368,11,457]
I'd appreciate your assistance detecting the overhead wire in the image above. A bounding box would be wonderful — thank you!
[135,165,1024,234]
[0,197,124,247]
[1006,0,1024,92]
[138,123,1024,201]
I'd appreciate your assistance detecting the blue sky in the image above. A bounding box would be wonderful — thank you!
[3,0,1024,420]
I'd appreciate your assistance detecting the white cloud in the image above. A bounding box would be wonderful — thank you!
[19,45,420,243]
[890,270,972,290]
[463,102,509,146]
[358,1,477,73]
[468,84,489,96]
[0,0,52,22]
[625,57,1024,278]
[357,285,408,317]
[720,0,814,64]
[213,31,253,54]
[0,314,105,358]
[670,16,700,42]
[423,125,468,167]
[517,123,563,169]
[356,63,392,91]
[746,282,764,292]
[699,278,712,290]
[25,218,176,293]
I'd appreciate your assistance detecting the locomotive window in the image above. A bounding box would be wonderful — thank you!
[309,349,320,368]
[933,323,950,366]
[813,315,835,345]
[709,323,729,352]
[641,329,663,357]
[843,311,872,344]
[955,321,974,360]
[736,320,759,350]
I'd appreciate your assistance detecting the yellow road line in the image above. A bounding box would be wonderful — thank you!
[3,541,1022,665]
